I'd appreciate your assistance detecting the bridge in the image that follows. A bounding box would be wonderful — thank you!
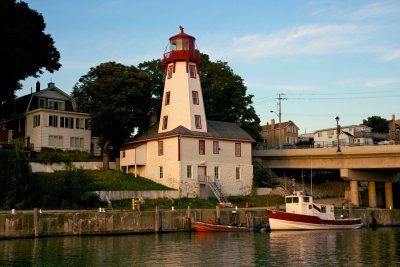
[253,145,400,208]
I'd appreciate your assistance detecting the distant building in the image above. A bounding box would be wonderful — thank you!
[313,125,373,148]
[260,119,299,148]
[0,82,92,153]
[390,114,400,141]
[120,28,254,198]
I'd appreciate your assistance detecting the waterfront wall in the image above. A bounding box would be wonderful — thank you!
[30,162,117,173]
[0,208,399,239]
[95,190,179,201]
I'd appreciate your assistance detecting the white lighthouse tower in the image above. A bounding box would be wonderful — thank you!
[158,26,207,133]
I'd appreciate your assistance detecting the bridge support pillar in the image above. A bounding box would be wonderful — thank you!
[350,180,359,206]
[385,181,393,209]
[368,181,376,208]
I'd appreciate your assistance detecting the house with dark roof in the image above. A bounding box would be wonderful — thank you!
[0,82,94,153]
[313,125,373,147]
[260,119,299,148]
[120,28,254,198]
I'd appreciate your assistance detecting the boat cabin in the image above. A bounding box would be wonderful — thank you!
[285,191,335,220]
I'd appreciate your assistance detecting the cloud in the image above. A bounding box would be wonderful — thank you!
[214,24,372,60]
[381,50,400,61]
[246,81,320,92]
[351,2,400,20]
[364,79,397,88]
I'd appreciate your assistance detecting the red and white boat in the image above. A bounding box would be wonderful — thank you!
[268,191,362,230]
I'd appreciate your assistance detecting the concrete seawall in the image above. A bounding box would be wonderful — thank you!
[0,208,399,239]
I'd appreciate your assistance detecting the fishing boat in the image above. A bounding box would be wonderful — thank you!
[268,191,362,230]
[191,210,249,232]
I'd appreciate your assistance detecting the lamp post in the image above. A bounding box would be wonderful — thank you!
[335,116,341,152]
[270,110,282,149]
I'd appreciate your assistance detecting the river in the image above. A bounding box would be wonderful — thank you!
[0,227,399,266]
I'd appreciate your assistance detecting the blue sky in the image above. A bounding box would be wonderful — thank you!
[20,0,400,133]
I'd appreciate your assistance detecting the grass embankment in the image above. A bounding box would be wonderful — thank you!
[34,169,284,210]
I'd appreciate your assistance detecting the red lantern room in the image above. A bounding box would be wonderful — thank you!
[163,26,201,73]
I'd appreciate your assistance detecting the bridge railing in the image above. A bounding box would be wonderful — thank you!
[255,140,400,150]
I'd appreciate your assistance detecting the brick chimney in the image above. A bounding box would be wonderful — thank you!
[36,81,40,92]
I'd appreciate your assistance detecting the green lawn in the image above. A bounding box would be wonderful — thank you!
[85,170,173,191]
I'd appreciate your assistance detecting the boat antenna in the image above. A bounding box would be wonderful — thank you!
[301,170,305,192]
[310,157,313,196]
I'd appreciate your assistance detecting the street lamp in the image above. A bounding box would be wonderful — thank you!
[335,116,341,152]
[270,110,282,149]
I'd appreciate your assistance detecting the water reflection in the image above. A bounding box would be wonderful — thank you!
[0,228,399,266]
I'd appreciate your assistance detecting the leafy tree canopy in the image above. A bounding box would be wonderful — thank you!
[0,0,61,116]
[200,54,261,140]
[138,54,261,141]
[72,62,152,168]
[363,116,389,133]
[138,59,165,116]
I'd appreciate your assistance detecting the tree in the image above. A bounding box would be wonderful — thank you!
[363,116,389,133]
[200,54,261,141]
[0,0,61,116]
[138,59,165,116]
[72,62,152,169]
[138,54,261,141]
[0,149,33,209]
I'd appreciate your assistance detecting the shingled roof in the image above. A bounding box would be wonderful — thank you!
[126,120,254,145]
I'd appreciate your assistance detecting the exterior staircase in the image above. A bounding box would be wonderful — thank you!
[208,178,231,206]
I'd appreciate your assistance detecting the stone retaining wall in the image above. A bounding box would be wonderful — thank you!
[95,190,180,201]
[0,208,398,239]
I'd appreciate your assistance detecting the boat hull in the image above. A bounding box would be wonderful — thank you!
[268,210,362,230]
[191,221,248,232]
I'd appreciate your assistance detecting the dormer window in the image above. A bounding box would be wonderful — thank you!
[39,98,46,108]
[48,99,65,111]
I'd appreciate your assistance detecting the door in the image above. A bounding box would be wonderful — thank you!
[198,166,206,182]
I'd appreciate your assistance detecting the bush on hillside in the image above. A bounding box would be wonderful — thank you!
[0,149,33,209]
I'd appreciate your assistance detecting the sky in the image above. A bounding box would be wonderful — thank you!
[20,0,400,133]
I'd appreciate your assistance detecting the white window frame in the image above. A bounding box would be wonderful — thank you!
[187,165,192,179]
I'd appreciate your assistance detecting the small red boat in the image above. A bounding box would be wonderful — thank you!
[191,210,249,232]
[191,221,249,232]
[268,191,362,230]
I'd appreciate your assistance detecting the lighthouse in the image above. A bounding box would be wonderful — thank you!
[120,27,254,199]
[158,26,207,133]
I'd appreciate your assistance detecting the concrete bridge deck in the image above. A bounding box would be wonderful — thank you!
[253,144,400,208]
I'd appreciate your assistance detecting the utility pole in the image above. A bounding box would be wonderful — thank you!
[276,93,287,149]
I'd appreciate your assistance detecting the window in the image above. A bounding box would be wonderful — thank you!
[328,130,335,136]
[214,166,219,179]
[162,116,168,130]
[33,115,40,128]
[85,119,90,130]
[187,165,192,178]
[49,135,63,147]
[70,137,84,148]
[39,98,46,108]
[48,100,65,110]
[167,65,173,79]
[76,118,85,129]
[213,141,219,154]
[165,91,171,105]
[195,115,202,129]
[48,115,58,127]
[189,65,196,78]
[159,166,164,179]
[192,91,199,105]
[122,151,125,158]
[235,143,241,157]
[235,167,241,180]
[158,141,164,156]
[199,140,205,155]
[60,117,74,129]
